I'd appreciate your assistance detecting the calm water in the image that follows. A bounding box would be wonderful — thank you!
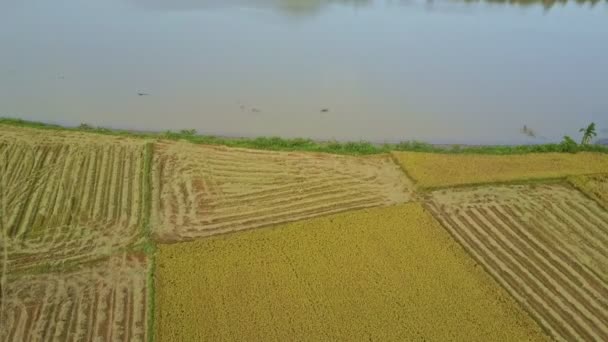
[1,0,607,144]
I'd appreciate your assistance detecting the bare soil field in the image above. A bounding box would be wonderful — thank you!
[155,204,547,341]
[427,184,608,341]
[392,151,608,188]
[151,141,413,242]
[0,125,149,273]
[570,174,608,210]
[0,254,149,342]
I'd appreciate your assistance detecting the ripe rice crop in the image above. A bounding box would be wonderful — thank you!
[391,151,608,188]
[155,204,546,341]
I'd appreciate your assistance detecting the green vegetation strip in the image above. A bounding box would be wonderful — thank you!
[2,117,607,156]
[140,142,156,342]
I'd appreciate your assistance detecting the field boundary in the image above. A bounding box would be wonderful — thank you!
[3,117,607,156]
[141,142,157,342]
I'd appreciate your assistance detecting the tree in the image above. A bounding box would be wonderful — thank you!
[579,122,597,145]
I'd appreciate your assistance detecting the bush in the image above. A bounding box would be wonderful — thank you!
[559,136,578,153]
[79,123,93,130]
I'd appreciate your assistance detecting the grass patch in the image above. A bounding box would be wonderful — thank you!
[147,251,156,342]
[139,142,156,342]
[2,117,607,156]
[392,151,608,189]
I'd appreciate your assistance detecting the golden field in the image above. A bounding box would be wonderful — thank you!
[569,174,608,210]
[155,203,546,341]
[391,151,608,188]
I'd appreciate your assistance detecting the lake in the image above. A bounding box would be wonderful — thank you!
[1,0,606,144]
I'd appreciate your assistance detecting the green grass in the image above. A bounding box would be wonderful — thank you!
[147,251,156,342]
[2,117,607,156]
[138,142,157,342]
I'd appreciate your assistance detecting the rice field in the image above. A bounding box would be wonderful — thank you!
[569,174,608,210]
[426,184,608,341]
[392,151,608,188]
[155,204,546,341]
[0,125,152,342]
[151,141,413,242]
[0,254,149,342]
[0,138,149,273]
[6,122,608,342]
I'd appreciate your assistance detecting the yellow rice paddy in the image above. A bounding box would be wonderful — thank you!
[391,151,608,188]
[155,203,547,341]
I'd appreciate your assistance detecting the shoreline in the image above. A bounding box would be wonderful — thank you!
[1,117,607,156]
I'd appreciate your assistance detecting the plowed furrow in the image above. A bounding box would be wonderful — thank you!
[152,141,412,240]
[205,176,357,203]
[174,199,387,241]
[493,205,608,309]
[542,198,608,249]
[526,200,608,269]
[462,210,600,341]
[200,193,383,227]
[209,187,380,216]
[426,203,575,341]
[429,184,608,342]
[475,208,608,334]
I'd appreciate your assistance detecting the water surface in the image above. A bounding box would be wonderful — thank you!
[1,0,607,144]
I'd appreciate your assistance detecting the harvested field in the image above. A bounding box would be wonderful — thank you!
[0,139,148,273]
[570,174,608,210]
[155,204,547,341]
[151,141,412,241]
[0,254,149,342]
[427,184,608,341]
[392,151,608,188]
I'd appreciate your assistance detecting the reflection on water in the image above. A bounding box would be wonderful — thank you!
[127,0,604,14]
[129,0,371,16]
[0,0,607,144]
